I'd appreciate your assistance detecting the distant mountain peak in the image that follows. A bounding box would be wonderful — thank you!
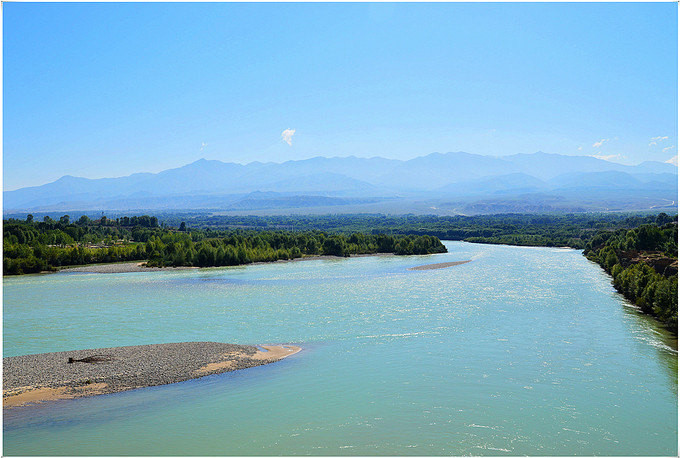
[55,175,85,182]
[188,158,216,165]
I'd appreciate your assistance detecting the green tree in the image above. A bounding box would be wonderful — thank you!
[323,236,347,257]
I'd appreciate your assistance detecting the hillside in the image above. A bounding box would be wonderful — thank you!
[4,152,677,214]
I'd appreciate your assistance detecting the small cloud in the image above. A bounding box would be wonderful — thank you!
[591,154,622,162]
[200,142,208,151]
[281,128,296,146]
[592,138,609,148]
[662,145,675,153]
[649,135,669,146]
[577,146,583,151]
[665,155,678,166]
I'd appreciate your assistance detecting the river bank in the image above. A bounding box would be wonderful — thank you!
[55,262,197,273]
[57,254,474,275]
[3,342,300,408]
[54,253,400,274]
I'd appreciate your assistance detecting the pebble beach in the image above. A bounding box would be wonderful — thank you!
[3,342,300,408]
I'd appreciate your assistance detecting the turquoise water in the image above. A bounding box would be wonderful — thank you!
[3,241,677,456]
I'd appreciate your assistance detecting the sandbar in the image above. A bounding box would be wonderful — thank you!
[408,260,472,271]
[56,262,197,274]
[3,342,301,408]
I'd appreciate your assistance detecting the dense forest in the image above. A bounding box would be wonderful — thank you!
[7,211,674,249]
[584,222,678,332]
[152,212,675,249]
[2,214,445,274]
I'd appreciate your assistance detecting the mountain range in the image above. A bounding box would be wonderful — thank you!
[4,152,677,215]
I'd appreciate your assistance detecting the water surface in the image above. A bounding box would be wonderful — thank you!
[3,242,677,455]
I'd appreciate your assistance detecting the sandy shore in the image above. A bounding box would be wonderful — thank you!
[57,262,197,274]
[3,342,300,408]
[56,253,398,274]
[408,260,472,271]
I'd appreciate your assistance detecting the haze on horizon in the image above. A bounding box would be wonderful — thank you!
[4,2,678,191]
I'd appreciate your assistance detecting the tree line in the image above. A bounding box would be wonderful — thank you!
[154,212,676,249]
[584,222,678,332]
[3,215,446,274]
[143,231,445,268]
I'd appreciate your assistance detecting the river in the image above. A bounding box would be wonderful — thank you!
[3,241,677,455]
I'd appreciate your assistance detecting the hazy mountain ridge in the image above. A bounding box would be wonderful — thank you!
[4,152,677,214]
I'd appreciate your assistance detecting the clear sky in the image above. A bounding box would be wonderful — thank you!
[3,2,678,190]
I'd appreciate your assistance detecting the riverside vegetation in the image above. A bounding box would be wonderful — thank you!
[3,211,677,332]
[584,222,678,332]
[2,214,445,274]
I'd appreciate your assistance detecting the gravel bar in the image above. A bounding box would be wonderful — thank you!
[407,260,472,271]
[4,342,298,407]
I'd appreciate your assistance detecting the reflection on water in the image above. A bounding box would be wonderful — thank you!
[3,242,677,456]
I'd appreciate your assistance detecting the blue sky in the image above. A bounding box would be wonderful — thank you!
[4,2,677,190]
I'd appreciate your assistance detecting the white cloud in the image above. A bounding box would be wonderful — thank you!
[662,145,676,153]
[649,135,669,146]
[200,142,208,151]
[577,146,583,151]
[665,155,678,166]
[281,128,296,146]
[591,154,621,162]
[592,138,609,148]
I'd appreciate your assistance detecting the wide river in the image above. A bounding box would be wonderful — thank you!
[3,241,677,456]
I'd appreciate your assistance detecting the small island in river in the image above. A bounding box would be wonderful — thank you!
[3,342,300,408]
